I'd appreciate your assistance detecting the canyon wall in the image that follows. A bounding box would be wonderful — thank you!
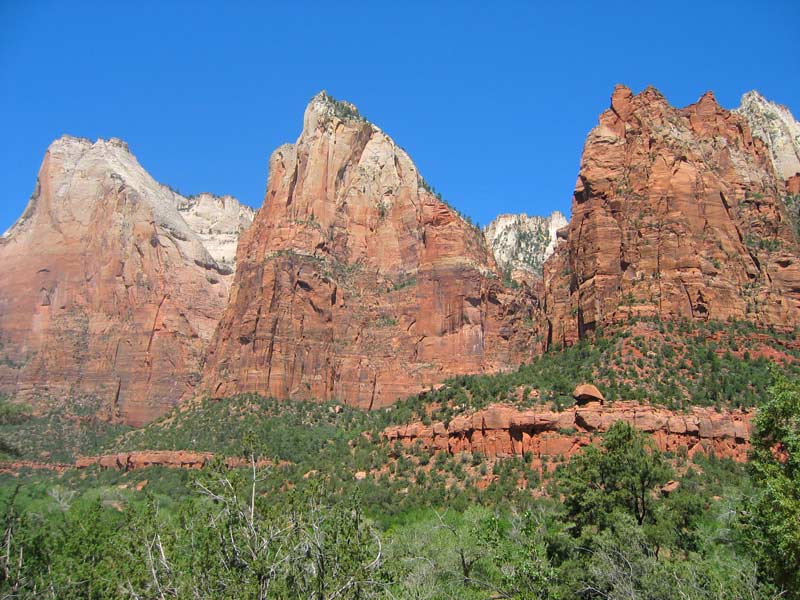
[484,211,568,280]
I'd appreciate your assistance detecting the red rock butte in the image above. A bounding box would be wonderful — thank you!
[543,85,800,347]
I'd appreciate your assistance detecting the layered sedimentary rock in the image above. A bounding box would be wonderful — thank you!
[735,90,800,181]
[484,211,568,279]
[176,192,255,272]
[201,92,542,408]
[74,450,276,471]
[0,136,247,425]
[383,400,752,465]
[543,86,800,347]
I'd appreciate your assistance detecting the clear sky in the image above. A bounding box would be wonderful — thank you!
[1,0,798,234]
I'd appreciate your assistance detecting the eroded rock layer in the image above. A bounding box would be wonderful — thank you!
[201,93,542,408]
[383,401,752,464]
[543,86,800,347]
[0,137,245,425]
[74,451,275,471]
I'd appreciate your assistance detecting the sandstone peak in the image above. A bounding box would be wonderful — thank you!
[5,135,228,275]
[697,90,719,105]
[639,84,668,101]
[735,90,800,180]
[543,85,800,346]
[303,90,367,133]
[610,84,635,119]
[201,93,541,408]
[0,135,252,425]
[610,84,671,122]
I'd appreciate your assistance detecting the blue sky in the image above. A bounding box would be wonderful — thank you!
[1,1,798,233]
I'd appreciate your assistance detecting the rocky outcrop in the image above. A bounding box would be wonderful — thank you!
[0,136,247,425]
[383,401,752,465]
[573,383,604,405]
[200,92,542,409]
[543,85,800,347]
[484,211,568,279]
[735,90,800,181]
[74,450,277,471]
[175,192,255,272]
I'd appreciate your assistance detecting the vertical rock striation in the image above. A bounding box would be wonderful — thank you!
[0,136,250,425]
[201,92,542,408]
[543,85,800,347]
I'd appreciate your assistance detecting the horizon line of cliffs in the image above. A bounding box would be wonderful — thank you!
[0,85,798,425]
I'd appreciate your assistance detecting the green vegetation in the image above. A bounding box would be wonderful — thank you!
[0,410,785,598]
[377,199,389,220]
[1,318,799,596]
[744,233,782,252]
[0,395,30,457]
[330,99,364,122]
[383,317,800,426]
[558,421,671,531]
[739,373,800,596]
[376,315,398,327]
[0,395,129,463]
[391,274,417,291]
[115,396,373,462]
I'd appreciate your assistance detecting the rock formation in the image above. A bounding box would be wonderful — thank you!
[543,85,800,347]
[735,90,800,181]
[383,400,752,466]
[74,450,277,471]
[572,383,604,405]
[0,136,251,425]
[3,86,800,425]
[176,192,255,272]
[201,92,542,409]
[484,211,567,280]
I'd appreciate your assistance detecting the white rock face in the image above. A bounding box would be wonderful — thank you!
[4,136,219,270]
[735,91,800,180]
[175,193,255,272]
[484,211,568,277]
[4,136,255,277]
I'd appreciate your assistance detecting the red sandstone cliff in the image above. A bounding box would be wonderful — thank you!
[543,86,800,347]
[0,137,251,425]
[200,93,542,408]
